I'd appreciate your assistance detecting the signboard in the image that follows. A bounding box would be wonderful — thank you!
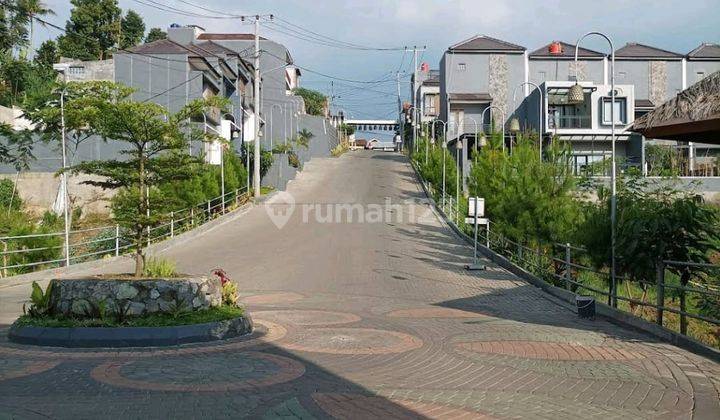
[468,197,485,217]
[465,217,489,225]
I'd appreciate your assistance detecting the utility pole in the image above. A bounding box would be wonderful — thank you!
[410,46,427,153]
[253,15,261,198]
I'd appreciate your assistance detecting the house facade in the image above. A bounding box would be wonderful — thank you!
[435,35,720,177]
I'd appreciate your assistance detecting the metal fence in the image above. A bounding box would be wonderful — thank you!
[413,160,720,346]
[0,187,250,277]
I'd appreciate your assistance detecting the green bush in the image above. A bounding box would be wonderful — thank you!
[0,179,21,211]
[143,257,177,278]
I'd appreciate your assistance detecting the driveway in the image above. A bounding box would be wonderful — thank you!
[0,151,718,418]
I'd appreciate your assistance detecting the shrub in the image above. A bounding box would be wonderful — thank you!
[222,281,239,307]
[27,281,53,317]
[288,151,301,168]
[0,179,21,211]
[143,257,177,278]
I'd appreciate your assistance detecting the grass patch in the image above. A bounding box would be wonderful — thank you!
[143,257,177,278]
[15,305,244,328]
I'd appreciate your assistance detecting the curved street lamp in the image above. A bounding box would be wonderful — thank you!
[572,31,617,307]
[511,82,544,160]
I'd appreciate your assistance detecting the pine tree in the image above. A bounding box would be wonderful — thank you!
[62,83,228,276]
[120,9,144,49]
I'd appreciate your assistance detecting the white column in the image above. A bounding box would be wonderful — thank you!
[524,51,529,97]
[681,58,687,89]
[603,57,608,85]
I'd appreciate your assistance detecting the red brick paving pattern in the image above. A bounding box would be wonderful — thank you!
[0,360,59,381]
[240,292,305,306]
[386,307,491,319]
[251,309,361,326]
[312,393,496,419]
[91,351,305,392]
[457,340,648,361]
[281,327,424,355]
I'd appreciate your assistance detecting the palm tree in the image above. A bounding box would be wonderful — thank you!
[17,0,54,59]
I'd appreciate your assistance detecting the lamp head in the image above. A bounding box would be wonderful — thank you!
[478,132,487,147]
[567,83,585,105]
[509,117,521,133]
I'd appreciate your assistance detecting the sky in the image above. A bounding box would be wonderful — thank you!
[38,0,720,122]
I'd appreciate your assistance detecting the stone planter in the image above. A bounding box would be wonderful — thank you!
[9,315,253,348]
[48,276,222,317]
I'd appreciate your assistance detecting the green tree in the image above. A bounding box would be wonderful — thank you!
[0,0,28,52]
[33,38,57,67]
[468,134,580,246]
[120,9,144,49]
[57,0,121,60]
[144,27,166,43]
[578,177,720,323]
[292,88,326,116]
[16,0,54,58]
[62,84,227,276]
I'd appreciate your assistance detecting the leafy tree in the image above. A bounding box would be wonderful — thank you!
[0,54,32,106]
[57,0,121,60]
[16,0,54,58]
[33,39,57,67]
[62,83,227,276]
[578,177,720,324]
[0,0,28,52]
[339,123,354,136]
[120,9,144,49]
[145,27,166,43]
[291,87,326,116]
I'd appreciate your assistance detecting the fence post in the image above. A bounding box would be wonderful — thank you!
[656,260,665,326]
[190,208,195,226]
[115,224,120,257]
[207,200,211,219]
[517,243,523,264]
[235,188,240,206]
[147,226,151,248]
[1,241,7,278]
[565,243,571,290]
[170,212,175,238]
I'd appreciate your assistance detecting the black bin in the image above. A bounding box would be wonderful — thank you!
[576,296,595,319]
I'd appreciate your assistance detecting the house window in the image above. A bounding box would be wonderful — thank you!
[68,66,85,76]
[601,97,627,125]
[457,63,466,71]
[696,71,706,82]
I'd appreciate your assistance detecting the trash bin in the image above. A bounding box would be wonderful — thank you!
[576,295,595,319]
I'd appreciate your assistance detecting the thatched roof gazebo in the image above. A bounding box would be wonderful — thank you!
[631,71,720,142]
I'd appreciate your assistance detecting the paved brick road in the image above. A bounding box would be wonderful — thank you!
[0,151,718,419]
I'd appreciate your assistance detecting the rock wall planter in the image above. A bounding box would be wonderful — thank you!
[48,276,222,317]
[8,315,253,348]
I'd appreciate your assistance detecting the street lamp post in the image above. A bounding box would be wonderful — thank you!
[569,32,617,307]
[55,70,71,266]
[511,82,544,160]
[480,106,506,152]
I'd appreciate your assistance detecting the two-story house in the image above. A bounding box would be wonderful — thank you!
[410,67,440,124]
[439,35,526,146]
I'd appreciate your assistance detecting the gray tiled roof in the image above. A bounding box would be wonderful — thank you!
[195,41,239,56]
[449,35,525,52]
[615,43,683,59]
[529,41,604,59]
[687,43,720,59]
[198,33,267,41]
[126,39,216,57]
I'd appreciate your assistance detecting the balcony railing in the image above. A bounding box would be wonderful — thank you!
[549,115,591,129]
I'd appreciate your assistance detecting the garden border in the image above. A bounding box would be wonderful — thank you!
[408,158,720,363]
[8,315,253,348]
